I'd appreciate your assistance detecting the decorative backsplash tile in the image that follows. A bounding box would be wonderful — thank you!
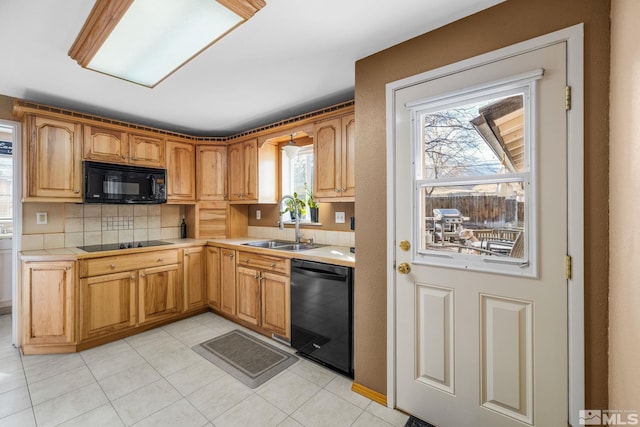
[21,203,184,250]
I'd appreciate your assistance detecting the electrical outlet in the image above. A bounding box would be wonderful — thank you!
[335,212,345,223]
[256,210,261,220]
[36,212,48,225]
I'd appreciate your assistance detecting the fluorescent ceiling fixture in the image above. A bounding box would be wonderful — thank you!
[69,0,265,87]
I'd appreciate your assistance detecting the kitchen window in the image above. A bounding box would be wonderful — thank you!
[281,144,314,222]
[0,153,12,235]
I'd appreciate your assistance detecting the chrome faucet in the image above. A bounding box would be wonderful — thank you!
[278,194,301,243]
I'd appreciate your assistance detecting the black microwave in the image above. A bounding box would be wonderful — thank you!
[84,161,167,204]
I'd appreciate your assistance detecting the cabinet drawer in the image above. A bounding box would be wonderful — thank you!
[80,249,179,277]
[237,251,289,275]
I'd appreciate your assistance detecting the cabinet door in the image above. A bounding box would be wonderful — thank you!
[28,115,82,200]
[261,271,290,339]
[83,125,128,163]
[80,271,136,340]
[166,140,195,202]
[314,117,341,198]
[206,246,221,310]
[220,249,236,316]
[341,113,356,197]
[138,263,181,324]
[184,246,206,310]
[129,134,165,167]
[197,146,227,201]
[228,139,257,201]
[22,261,75,345]
[236,266,260,326]
[242,139,258,201]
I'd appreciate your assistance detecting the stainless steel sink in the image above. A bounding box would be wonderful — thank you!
[242,240,291,249]
[242,240,325,252]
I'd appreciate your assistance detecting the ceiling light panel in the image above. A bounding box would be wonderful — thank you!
[69,0,265,87]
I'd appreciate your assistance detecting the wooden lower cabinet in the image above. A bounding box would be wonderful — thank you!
[220,249,237,316]
[138,264,181,324]
[80,271,136,340]
[236,252,291,339]
[22,261,76,349]
[206,246,222,310]
[236,266,260,326]
[260,271,290,339]
[184,247,206,311]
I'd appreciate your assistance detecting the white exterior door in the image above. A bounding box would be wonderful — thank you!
[394,42,568,426]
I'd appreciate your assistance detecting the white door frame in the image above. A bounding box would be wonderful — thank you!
[385,24,584,426]
[0,118,22,347]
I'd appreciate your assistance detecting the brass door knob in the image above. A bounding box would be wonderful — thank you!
[399,240,410,251]
[397,262,411,274]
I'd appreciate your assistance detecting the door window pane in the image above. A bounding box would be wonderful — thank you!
[414,88,532,267]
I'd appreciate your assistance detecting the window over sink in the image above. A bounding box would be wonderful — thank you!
[281,143,314,222]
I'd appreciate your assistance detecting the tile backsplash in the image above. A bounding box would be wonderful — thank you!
[22,203,184,250]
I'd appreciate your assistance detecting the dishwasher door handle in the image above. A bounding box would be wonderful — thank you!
[293,267,347,282]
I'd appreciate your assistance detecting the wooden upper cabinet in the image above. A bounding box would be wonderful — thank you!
[314,113,355,200]
[166,140,195,203]
[129,133,165,167]
[83,125,128,163]
[26,115,83,201]
[197,145,227,201]
[83,125,165,168]
[228,139,258,202]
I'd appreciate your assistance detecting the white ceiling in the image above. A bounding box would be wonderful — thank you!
[0,0,503,136]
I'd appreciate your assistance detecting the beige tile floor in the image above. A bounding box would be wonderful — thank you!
[0,313,410,427]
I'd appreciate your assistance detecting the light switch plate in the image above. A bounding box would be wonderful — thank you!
[335,212,346,223]
[36,212,48,225]
[256,210,261,220]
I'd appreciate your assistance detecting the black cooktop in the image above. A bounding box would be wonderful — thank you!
[79,240,173,252]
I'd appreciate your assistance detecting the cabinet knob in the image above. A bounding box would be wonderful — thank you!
[121,155,127,160]
[74,189,80,194]
[185,253,190,257]
[130,276,135,279]
[341,187,346,192]
[140,273,146,277]
[157,258,163,262]
[335,188,341,193]
[131,157,137,161]
[110,264,115,269]
[254,274,260,279]
[270,263,276,268]
[224,195,228,200]
[245,258,250,263]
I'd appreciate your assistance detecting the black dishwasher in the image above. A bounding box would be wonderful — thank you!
[290,259,354,378]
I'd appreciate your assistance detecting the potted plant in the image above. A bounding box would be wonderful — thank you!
[282,192,306,220]
[306,184,319,223]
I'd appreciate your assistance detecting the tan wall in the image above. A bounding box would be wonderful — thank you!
[354,0,611,409]
[248,202,354,232]
[609,0,640,410]
[0,95,16,121]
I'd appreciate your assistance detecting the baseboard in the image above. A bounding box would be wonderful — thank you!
[0,302,11,315]
[351,382,387,406]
